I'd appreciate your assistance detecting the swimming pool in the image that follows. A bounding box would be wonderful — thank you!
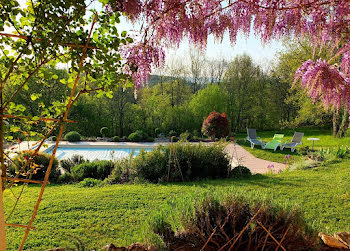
[45,146,152,161]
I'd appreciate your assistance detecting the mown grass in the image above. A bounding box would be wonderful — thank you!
[4,160,350,250]
[236,128,350,163]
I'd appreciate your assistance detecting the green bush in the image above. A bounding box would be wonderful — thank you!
[128,130,149,142]
[57,172,74,183]
[64,131,81,142]
[168,130,177,137]
[78,178,102,187]
[100,127,108,137]
[60,155,87,173]
[112,136,120,142]
[133,143,230,183]
[71,160,115,181]
[12,150,60,182]
[51,136,57,141]
[154,128,161,137]
[230,166,252,178]
[179,131,191,142]
[104,158,134,184]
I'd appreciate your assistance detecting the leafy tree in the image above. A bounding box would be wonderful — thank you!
[189,84,228,130]
[202,111,230,140]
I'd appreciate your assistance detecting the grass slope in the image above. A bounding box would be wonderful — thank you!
[236,128,350,163]
[4,161,350,250]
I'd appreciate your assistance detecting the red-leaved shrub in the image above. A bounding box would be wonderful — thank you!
[202,111,230,140]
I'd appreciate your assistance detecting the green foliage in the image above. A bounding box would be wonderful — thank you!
[71,160,115,181]
[60,155,87,173]
[168,130,177,137]
[230,166,252,178]
[11,150,59,182]
[100,127,108,137]
[128,130,150,142]
[179,131,191,141]
[57,172,74,184]
[51,136,57,141]
[64,131,81,142]
[78,178,102,188]
[154,128,161,137]
[189,84,229,129]
[112,136,120,142]
[104,158,134,184]
[133,143,230,183]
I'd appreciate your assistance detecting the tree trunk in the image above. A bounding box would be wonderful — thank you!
[333,109,339,137]
[336,108,349,138]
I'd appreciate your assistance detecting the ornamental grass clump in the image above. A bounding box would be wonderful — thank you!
[151,197,317,251]
[202,111,230,140]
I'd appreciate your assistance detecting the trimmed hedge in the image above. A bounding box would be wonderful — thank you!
[128,130,154,142]
[64,131,81,142]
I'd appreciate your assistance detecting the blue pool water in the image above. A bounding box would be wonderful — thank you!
[45,147,151,161]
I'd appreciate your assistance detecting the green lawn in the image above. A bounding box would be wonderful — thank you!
[236,128,350,163]
[4,160,350,250]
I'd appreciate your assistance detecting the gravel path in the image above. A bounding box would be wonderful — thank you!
[225,143,285,174]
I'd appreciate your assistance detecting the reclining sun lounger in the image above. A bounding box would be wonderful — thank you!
[263,134,284,151]
[280,132,304,152]
[246,128,265,149]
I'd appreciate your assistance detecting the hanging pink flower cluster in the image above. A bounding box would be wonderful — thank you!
[108,0,350,109]
[120,42,165,87]
[295,59,350,110]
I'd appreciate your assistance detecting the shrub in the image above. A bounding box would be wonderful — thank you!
[104,158,135,184]
[51,136,57,141]
[60,155,87,173]
[12,150,60,182]
[152,196,316,250]
[230,165,252,178]
[202,111,230,140]
[133,143,230,183]
[78,178,102,187]
[128,130,145,142]
[154,128,161,137]
[179,131,191,142]
[168,130,177,137]
[57,172,74,183]
[112,136,120,142]
[100,127,108,137]
[71,160,114,181]
[64,131,81,142]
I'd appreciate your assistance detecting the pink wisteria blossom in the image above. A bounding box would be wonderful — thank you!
[108,0,350,110]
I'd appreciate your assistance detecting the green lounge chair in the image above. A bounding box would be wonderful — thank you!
[263,134,284,151]
[280,132,304,152]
